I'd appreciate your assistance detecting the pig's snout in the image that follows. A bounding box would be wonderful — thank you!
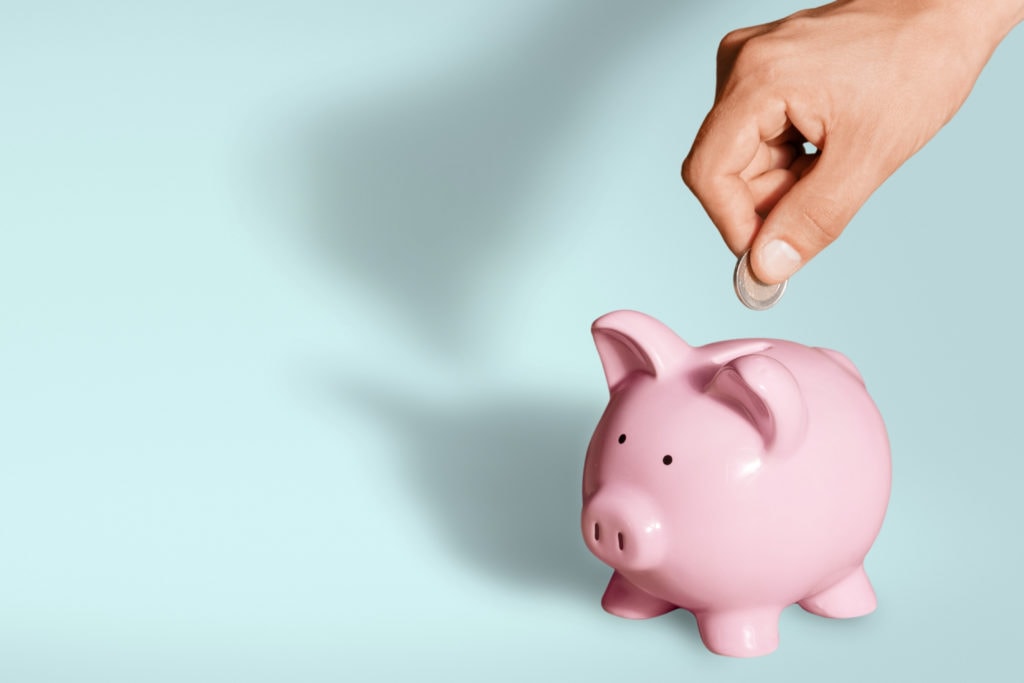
[582,488,666,572]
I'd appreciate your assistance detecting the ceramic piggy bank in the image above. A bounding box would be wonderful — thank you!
[581,310,891,657]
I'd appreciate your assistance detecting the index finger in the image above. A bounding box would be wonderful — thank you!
[682,97,789,255]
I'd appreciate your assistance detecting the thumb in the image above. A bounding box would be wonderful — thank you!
[749,142,883,284]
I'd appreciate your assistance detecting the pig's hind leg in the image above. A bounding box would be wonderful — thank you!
[798,565,877,619]
[601,571,677,619]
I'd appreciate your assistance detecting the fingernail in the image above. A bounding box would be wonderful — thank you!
[757,239,802,283]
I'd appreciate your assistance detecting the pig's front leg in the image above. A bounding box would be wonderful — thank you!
[601,570,677,619]
[695,607,783,657]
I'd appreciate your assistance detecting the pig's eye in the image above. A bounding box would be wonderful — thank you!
[618,434,626,444]
[662,455,673,465]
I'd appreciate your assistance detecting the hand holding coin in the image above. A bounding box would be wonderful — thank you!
[682,0,1021,292]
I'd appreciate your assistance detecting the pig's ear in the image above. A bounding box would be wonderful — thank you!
[591,310,691,391]
[706,354,808,456]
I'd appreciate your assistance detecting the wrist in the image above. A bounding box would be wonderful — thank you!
[936,0,1024,50]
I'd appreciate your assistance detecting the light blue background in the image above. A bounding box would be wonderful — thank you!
[2,1,1022,680]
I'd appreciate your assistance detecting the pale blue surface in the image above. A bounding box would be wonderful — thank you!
[2,2,1023,680]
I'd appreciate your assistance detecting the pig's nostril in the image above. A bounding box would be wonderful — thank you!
[617,532,625,551]
[594,523,600,542]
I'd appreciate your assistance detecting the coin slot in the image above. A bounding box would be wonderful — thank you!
[594,523,600,541]
[617,532,624,551]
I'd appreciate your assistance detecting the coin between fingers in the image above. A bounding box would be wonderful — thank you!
[734,251,787,310]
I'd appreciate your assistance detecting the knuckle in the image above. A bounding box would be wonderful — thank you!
[680,151,713,193]
[717,29,744,55]
[680,155,698,189]
[732,35,774,72]
[717,26,758,59]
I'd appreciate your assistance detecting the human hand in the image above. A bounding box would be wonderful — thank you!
[682,0,1024,284]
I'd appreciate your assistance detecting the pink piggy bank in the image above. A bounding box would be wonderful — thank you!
[581,310,891,657]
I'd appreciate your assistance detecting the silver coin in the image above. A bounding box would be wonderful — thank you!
[733,250,787,311]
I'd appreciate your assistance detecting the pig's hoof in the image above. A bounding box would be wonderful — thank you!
[600,571,676,619]
[696,608,782,657]
[799,565,877,619]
